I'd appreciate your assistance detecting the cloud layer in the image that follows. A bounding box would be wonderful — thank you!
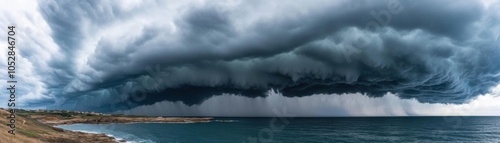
[0,0,499,112]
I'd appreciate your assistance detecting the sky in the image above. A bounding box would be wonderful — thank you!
[0,0,499,116]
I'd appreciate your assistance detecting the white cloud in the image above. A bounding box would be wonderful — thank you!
[0,0,59,107]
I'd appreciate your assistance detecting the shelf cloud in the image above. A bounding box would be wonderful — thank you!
[1,0,499,112]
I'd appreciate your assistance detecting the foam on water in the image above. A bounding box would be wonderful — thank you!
[57,124,155,143]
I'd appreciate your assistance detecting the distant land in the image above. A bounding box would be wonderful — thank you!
[0,109,213,143]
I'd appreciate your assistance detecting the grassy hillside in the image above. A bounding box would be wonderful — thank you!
[0,109,116,143]
[1,109,50,143]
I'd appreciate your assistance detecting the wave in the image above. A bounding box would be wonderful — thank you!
[58,126,155,143]
[70,130,131,143]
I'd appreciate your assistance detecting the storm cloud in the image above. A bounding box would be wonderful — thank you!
[1,0,500,112]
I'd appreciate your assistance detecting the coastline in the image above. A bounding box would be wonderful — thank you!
[52,120,214,143]
[56,129,129,143]
[0,109,212,143]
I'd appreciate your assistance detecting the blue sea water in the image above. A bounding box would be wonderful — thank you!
[56,117,500,143]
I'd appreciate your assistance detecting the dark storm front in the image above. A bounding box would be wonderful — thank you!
[57,117,500,142]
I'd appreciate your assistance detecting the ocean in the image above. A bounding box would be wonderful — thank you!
[56,117,500,143]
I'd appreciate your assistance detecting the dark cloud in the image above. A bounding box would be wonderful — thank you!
[23,0,500,111]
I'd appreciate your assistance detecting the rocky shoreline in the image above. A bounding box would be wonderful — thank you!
[41,127,118,143]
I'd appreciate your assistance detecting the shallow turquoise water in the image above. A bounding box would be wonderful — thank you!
[57,117,500,143]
